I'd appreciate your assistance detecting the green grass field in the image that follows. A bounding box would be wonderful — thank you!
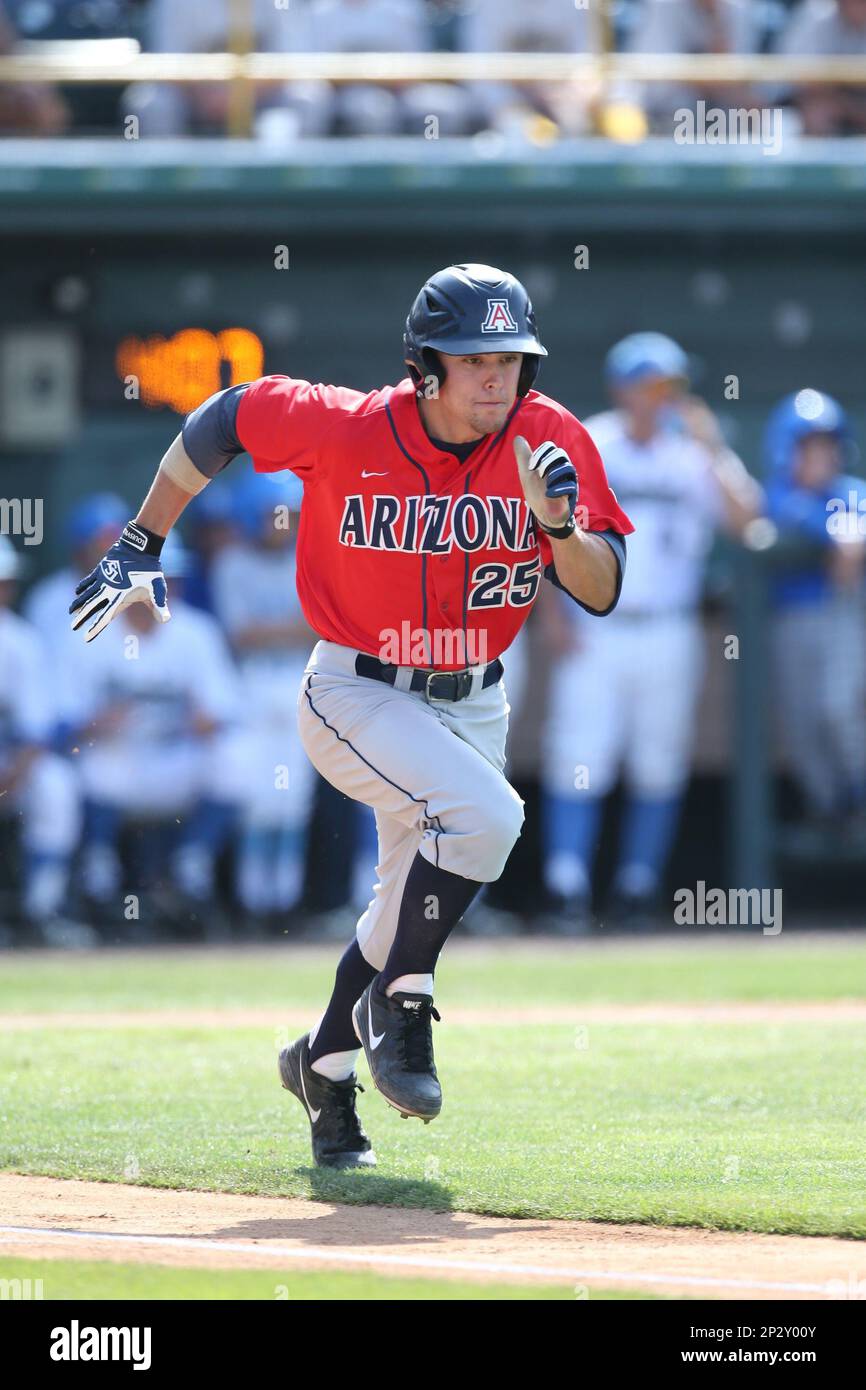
[0,1256,603,1301]
[1,935,864,1299]
[0,933,862,1012]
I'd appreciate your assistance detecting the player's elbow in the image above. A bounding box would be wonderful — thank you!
[553,530,626,617]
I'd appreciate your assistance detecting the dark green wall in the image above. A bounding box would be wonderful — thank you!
[1,214,863,576]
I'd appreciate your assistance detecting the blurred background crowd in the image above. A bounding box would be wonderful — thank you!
[1,0,864,947]
[2,353,864,948]
[2,0,866,141]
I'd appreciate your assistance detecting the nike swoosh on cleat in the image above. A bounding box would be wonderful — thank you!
[298,1056,321,1123]
[369,992,386,1050]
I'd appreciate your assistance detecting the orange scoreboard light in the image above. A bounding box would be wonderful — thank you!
[115,327,264,413]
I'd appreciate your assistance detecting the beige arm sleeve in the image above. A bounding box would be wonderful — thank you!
[158,433,211,496]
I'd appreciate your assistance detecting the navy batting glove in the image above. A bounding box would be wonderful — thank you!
[69,520,169,643]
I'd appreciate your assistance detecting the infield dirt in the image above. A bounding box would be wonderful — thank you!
[1,1173,863,1299]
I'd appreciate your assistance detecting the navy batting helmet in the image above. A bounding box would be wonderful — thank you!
[403,263,547,399]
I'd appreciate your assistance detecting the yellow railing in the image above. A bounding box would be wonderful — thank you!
[1,53,865,84]
[2,48,865,138]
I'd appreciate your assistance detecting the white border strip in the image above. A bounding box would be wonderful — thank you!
[0,1226,832,1295]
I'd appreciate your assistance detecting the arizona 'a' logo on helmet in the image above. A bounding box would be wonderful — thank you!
[481,299,519,334]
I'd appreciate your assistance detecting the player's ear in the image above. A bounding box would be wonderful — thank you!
[405,359,424,389]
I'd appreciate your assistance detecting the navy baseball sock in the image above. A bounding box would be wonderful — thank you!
[308,938,377,1065]
[381,852,483,992]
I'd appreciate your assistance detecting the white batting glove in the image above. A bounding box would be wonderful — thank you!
[514,436,579,537]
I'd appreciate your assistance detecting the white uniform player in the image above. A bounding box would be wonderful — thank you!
[0,538,81,938]
[61,537,242,930]
[210,475,318,921]
[24,493,128,674]
[542,333,762,928]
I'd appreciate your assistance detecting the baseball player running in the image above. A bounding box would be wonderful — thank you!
[70,264,632,1168]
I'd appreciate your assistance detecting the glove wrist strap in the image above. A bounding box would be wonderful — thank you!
[121,520,165,558]
[537,513,577,540]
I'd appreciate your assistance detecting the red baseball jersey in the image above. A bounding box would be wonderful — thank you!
[235,375,633,670]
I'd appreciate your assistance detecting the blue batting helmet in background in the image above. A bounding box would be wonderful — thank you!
[403,263,547,399]
[764,389,853,477]
[65,492,127,549]
[232,471,303,538]
[186,481,236,529]
[604,332,690,388]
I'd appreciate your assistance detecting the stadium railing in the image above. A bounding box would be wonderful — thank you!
[1,51,866,137]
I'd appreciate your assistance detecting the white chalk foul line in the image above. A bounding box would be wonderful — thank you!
[0,1226,834,1295]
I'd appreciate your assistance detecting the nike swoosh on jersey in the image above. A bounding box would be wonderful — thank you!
[361,470,388,477]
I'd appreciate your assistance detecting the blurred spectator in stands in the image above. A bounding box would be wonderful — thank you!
[181,481,238,616]
[0,537,82,946]
[765,389,866,825]
[4,0,143,132]
[0,0,69,133]
[425,0,469,53]
[776,0,866,135]
[304,0,474,137]
[126,0,330,138]
[61,534,243,939]
[24,491,127,660]
[459,0,594,138]
[540,333,762,933]
[210,473,317,929]
[626,0,760,134]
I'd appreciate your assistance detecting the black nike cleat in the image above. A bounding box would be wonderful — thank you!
[278,1033,376,1169]
[352,978,442,1122]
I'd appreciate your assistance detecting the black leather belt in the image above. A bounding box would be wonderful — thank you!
[355,653,503,703]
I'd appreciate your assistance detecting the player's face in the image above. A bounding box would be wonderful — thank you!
[195,520,235,558]
[432,352,523,439]
[617,376,681,414]
[614,375,686,437]
[77,526,123,571]
[795,434,842,490]
[259,517,293,549]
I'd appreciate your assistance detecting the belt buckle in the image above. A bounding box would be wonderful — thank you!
[425,670,461,703]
